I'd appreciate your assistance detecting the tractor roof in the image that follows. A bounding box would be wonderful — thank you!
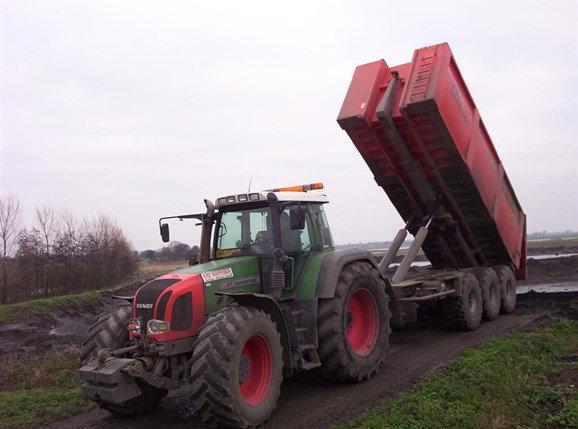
[215,183,329,209]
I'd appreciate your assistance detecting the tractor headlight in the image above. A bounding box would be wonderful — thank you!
[147,319,170,335]
[128,318,142,334]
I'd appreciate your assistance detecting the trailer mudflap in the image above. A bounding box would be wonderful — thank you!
[79,358,141,405]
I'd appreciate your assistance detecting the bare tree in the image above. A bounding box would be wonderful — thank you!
[2,201,137,303]
[15,228,43,301]
[36,205,61,255]
[60,210,79,239]
[82,214,137,289]
[0,196,22,303]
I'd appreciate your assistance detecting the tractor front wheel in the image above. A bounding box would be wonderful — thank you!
[80,302,132,363]
[80,303,167,416]
[191,306,283,428]
[317,261,390,382]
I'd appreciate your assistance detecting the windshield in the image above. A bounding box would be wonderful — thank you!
[215,207,272,258]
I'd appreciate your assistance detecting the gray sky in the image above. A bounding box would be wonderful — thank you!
[1,0,577,251]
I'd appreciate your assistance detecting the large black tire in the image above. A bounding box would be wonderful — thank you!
[190,306,283,429]
[443,272,483,331]
[80,303,167,416]
[317,261,390,382]
[80,303,132,362]
[494,265,517,313]
[470,268,501,321]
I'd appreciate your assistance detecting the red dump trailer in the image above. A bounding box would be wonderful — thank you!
[338,43,526,282]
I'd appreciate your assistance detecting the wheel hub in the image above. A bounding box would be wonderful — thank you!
[346,312,353,331]
[346,288,379,356]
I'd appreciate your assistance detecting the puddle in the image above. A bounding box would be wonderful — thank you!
[517,282,578,294]
[529,253,578,260]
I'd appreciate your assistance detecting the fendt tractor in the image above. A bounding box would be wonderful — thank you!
[79,42,526,428]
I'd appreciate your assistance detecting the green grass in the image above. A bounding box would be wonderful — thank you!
[0,290,102,324]
[0,348,82,391]
[0,388,93,429]
[527,237,578,249]
[338,321,578,429]
[0,347,94,428]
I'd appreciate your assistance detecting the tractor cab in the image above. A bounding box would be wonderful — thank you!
[213,184,333,296]
[159,183,334,297]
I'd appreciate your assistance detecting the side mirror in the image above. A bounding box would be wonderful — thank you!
[289,206,305,230]
[160,223,170,243]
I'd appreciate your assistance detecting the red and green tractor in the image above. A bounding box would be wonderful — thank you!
[79,183,395,428]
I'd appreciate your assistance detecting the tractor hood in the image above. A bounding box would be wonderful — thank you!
[133,272,206,341]
[175,256,262,311]
[133,257,262,342]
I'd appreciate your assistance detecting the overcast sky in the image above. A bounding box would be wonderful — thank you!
[1,0,577,251]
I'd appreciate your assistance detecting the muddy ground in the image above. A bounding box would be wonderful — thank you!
[1,255,577,429]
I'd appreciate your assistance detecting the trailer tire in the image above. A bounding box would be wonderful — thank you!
[443,273,483,331]
[191,306,283,428]
[80,303,167,416]
[317,261,389,382]
[470,268,501,321]
[494,265,516,313]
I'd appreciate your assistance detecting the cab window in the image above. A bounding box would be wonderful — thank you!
[215,207,271,258]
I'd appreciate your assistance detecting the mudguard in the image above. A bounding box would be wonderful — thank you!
[315,249,403,326]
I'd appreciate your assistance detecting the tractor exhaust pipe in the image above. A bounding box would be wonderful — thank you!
[267,193,285,299]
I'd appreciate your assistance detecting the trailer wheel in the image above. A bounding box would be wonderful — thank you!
[443,273,483,330]
[191,306,283,428]
[80,303,167,416]
[494,265,517,313]
[470,268,501,321]
[317,261,389,382]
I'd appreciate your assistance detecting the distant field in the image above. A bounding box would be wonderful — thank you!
[137,260,188,276]
[527,236,578,249]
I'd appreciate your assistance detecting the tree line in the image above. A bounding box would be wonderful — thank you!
[0,196,137,304]
[139,242,200,263]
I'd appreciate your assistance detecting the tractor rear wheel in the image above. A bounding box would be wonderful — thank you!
[317,261,390,382]
[443,272,483,331]
[191,306,283,428]
[80,302,167,416]
[494,265,517,313]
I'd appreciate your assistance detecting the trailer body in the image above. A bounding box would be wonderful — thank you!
[338,42,526,279]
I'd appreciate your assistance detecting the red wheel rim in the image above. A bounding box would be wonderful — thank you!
[346,288,379,356]
[239,333,273,406]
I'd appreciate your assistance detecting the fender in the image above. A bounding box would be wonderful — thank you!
[315,249,403,326]
[216,292,293,377]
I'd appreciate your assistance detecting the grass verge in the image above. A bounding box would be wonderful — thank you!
[0,347,94,428]
[0,388,92,429]
[338,321,578,429]
[0,291,102,324]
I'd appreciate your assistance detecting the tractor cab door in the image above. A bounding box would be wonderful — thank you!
[278,204,318,295]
